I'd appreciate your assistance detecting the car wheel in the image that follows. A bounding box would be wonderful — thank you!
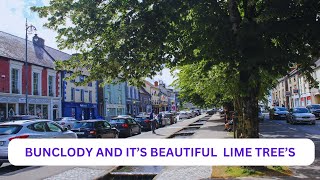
[138,127,142,134]
[0,162,2,167]
[67,125,71,130]
[97,135,102,138]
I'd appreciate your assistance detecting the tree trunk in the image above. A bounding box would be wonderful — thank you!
[235,71,260,138]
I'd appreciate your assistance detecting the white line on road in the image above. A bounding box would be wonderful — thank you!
[288,127,296,131]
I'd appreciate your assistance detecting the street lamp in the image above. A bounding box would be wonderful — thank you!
[25,19,37,114]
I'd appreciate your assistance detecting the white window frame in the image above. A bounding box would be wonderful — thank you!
[47,69,56,97]
[32,66,42,96]
[10,61,23,94]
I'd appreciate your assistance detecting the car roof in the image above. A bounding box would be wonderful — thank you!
[0,119,51,125]
[112,117,131,119]
[75,119,105,122]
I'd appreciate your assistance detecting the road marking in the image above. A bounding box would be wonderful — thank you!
[288,127,296,131]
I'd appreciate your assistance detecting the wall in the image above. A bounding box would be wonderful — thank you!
[0,57,10,93]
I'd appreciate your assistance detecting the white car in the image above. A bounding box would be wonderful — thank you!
[0,120,77,167]
[54,117,78,129]
[177,111,190,120]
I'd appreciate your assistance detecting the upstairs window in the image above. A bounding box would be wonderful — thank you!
[33,72,40,95]
[11,68,19,94]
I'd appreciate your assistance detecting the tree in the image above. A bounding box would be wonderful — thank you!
[32,0,320,138]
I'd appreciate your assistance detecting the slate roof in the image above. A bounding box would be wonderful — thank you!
[0,31,71,68]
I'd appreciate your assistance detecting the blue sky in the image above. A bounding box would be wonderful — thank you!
[0,0,176,86]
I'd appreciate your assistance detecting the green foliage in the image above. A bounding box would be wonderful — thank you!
[32,0,320,137]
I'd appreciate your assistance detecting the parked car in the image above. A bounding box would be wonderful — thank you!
[109,117,141,137]
[0,120,77,167]
[269,107,289,120]
[287,107,316,125]
[177,111,189,120]
[5,115,40,122]
[54,117,78,129]
[134,115,157,131]
[195,109,201,115]
[306,104,320,119]
[71,120,119,138]
[207,109,215,115]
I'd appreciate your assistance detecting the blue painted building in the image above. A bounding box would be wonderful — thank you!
[61,71,98,120]
[100,82,127,119]
[125,83,140,116]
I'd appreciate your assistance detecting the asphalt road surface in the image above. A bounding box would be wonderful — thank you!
[260,117,320,179]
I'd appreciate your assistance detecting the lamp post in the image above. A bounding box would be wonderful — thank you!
[25,19,37,114]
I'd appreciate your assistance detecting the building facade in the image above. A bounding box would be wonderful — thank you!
[0,32,61,121]
[139,87,152,113]
[125,83,140,116]
[103,82,126,119]
[61,72,98,120]
[144,81,160,113]
[272,60,320,108]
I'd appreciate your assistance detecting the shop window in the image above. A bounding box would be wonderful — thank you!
[11,68,20,94]
[8,104,16,117]
[29,104,35,115]
[19,104,26,115]
[0,104,7,121]
[43,105,48,119]
[36,104,42,117]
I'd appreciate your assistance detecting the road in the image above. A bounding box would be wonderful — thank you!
[0,116,197,180]
[260,117,320,179]
[1,115,319,179]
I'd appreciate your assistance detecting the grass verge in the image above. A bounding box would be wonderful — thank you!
[212,166,292,178]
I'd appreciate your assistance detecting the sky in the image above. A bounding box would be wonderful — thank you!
[0,0,177,86]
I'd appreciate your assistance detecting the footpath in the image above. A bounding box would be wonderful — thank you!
[154,114,229,180]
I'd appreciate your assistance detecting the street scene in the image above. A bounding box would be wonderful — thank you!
[1,0,320,179]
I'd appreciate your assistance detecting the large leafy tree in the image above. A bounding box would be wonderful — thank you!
[32,0,320,138]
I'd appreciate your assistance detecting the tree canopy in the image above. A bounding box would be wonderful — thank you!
[32,0,320,137]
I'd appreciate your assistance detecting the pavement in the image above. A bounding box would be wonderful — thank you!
[154,114,230,180]
[154,114,320,180]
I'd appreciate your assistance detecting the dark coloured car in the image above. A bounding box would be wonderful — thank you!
[134,116,158,131]
[109,117,141,137]
[269,107,289,120]
[71,120,119,138]
[306,104,320,119]
[207,109,215,115]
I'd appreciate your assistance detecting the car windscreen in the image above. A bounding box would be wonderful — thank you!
[110,119,126,123]
[9,116,23,120]
[311,105,320,109]
[73,122,94,128]
[54,118,63,121]
[275,107,287,111]
[294,108,309,113]
[164,114,171,118]
[0,125,22,135]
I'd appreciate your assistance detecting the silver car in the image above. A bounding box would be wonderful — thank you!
[54,117,78,129]
[0,120,77,167]
[287,107,316,125]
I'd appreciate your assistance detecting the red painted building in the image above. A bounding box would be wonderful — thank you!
[0,31,61,121]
